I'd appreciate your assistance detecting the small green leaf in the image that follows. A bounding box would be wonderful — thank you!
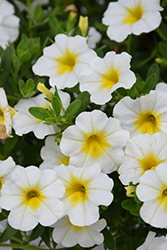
[51,96,61,117]
[64,99,81,119]
[3,134,18,157]
[142,73,156,93]
[0,225,18,243]
[29,224,45,242]
[26,79,34,89]
[121,199,136,211]
[159,41,167,60]
[29,107,49,120]
[146,63,159,84]
[0,46,12,87]
[103,228,115,250]
[75,91,90,116]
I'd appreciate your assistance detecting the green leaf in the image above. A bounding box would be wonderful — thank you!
[159,41,167,60]
[121,199,136,211]
[0,46,13,87]
[26,79,34,90]
[142,73,156,93]
[3,134,18,157]
[29,224,45,242]
[64,99,81,119]
[29,107,49,120]
[75,91,90,116]
[51,96,61,117]
[146,63,159,84]
[103,228,115,250]
[0,225,18,243]
[20,52,31,63]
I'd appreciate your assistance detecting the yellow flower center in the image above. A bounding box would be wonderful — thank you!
[101,66,119,90]
[81,132,110,159]
[58,155,70,166]
[133,111,162,135]
[22,187,45,211]
[156,184,167,211]
[65,217,84,232]
[138,150,164,175]
[0,108,5,124]
[55,48,78,75]
[122,1,145,26]
[0,176,4,191]
[65,173,91,207]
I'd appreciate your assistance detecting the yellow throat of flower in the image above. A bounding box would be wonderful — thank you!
[101,66,119,90]
[122,1,145,26]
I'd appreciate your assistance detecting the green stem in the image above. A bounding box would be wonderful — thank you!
[156,28,167,43]
[0,243,49,250]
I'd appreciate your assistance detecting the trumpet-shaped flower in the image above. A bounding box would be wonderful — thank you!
[136,163,167,228]
[32,34,96,89]
[119,132,167,185]
[79,51,136,104]
[0,88,12,139]
[113,90,167,137]
[137,231,167,250]
[40,136,70,170]
[0,0,19,49]
[102,0,163,43]
[0,165,65,231]
[55,163,113,226]
[0,157,15,197]
[12,90,70,139]
[52,215,106,247]
[60,110,129,173]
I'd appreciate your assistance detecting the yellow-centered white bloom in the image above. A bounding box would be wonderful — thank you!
[79,51,136,105]
[119,132,167,185]
[32,34,96,89]
[102,0,163,42]
[12,90,70,139]
[113,90,167,137]
[0,0,19,49]
[60,110,129,173]
[0,88,13,139]
[40,136,70,170]
[55,163,113,226]
[52,215,106,247]
[0,165,65,231]
[137,231,167,250]
[136,163,167,228]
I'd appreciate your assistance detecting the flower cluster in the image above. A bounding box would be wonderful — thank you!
[0,0,167,249]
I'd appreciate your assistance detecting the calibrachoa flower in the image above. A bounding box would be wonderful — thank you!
[52,215,106,247]
[0,88,12,139]
[0,157,15,196]
[12,90,70,139]
[60,110,129,173]
[113,90,167,136]
[79,51,136,104]
[32,34,96,89]
[119,132,167,185]
[0,0,19,49]
[39,136,70,170]
[136,163,167,228]
[102,0,163,43]
[0,165,65,231]
[87,27,102,49]
[55,163,113,226]
[137,231,167,250]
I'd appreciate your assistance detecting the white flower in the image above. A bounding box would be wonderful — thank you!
[137,231,167,250]
[113,90,167,136]
[0,88,12,139]
[87,27,102,49]
[119,132,167,185]
[102,0,163,43]
[0,165,65,231]
[136,163,167,228]
[0,157,15,195]
[60,110,129,173]
[52,215,106,247]
[55,163,113,226]
[32,34,96,89]
[0,0,19,49]
[155,82,167,92]
[12,90,70,139]
[40,136,70,170]
[79,51,136,105]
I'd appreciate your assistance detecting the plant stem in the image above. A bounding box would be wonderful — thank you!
[0,243,49,250]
